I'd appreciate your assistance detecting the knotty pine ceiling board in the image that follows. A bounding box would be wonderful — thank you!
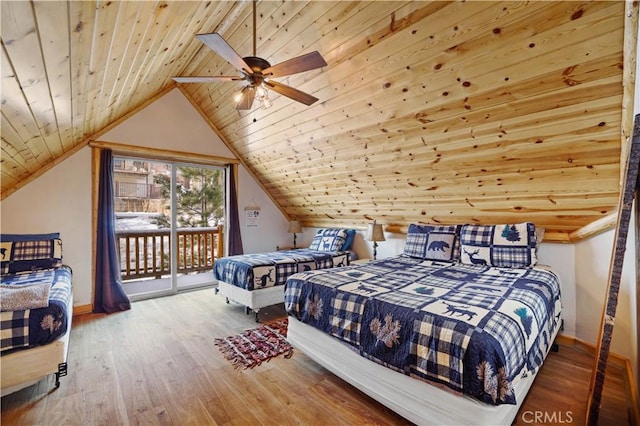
[0,1,629,241]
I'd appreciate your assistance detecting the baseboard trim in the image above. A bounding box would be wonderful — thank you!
[73,304,92,316]
[555,335,627,368]
[625,359,640,426]
[556,334,639,425]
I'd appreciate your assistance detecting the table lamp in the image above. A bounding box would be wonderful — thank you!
[288,220,302,248]
[365,220,385,260]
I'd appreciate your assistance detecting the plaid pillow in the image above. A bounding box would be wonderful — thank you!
[403,224,461,261]
[0,235,63,274]
[459,222,537,268]
[309,228,348,252]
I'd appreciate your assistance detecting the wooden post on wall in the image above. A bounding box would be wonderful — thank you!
[587,115,640,424]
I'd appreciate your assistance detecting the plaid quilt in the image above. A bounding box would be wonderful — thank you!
[213,249,350,291]
[0,265,72,354]
[284,255,562,405]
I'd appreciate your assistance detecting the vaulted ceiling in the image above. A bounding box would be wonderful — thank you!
[1,1,634,242]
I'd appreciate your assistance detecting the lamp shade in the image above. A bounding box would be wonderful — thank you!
[288,220,302,234]
[365,221,385,242]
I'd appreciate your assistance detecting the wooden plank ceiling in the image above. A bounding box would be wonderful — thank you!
[0,1,628,241]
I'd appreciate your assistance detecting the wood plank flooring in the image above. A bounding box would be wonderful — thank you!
[1,288,630,425]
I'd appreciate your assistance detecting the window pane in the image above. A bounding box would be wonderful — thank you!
[113,156,224,297]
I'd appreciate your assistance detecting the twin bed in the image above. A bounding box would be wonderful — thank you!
[283,222,561,425]
[213,228,353,320]
[1,233,73,396]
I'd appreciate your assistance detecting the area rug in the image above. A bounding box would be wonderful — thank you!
[214,318,293,369]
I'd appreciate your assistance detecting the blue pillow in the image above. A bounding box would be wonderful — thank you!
[309,228,348,252]
[340,229,356,251]
[1,233,60,242]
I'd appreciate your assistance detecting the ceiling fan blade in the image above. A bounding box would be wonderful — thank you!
[265,80,319,106]
[196,33,253,75]
[172,76,241,83]
[262,51,327,78]
[236,87,256,110]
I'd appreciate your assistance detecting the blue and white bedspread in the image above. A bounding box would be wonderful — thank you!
[214,249,350,291]
[0,266,72,354]
[284,255,562,405]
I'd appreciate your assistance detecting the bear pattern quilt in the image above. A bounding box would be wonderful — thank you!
[284,255,561,405]
[214,248,350,291]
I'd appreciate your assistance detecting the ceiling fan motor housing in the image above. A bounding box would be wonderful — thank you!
[243,56,272,86]
[243,56,271,72]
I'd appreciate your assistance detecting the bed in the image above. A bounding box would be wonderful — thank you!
[214,228,354,320]
[0,233,73,396]
[284,222,562,425]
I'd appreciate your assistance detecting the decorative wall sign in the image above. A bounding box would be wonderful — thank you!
[587,114,640,424]
[245,202,260,227]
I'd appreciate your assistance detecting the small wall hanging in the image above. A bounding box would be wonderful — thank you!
[245,199,260,227]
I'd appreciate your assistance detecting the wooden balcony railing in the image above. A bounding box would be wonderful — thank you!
[116,226,223,281]
[114,182,163,199]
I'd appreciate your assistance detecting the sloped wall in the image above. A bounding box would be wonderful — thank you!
[0,148,92,305]
[575,205,638,371]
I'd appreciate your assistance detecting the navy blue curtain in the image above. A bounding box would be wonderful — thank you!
[227,164,244,255]
[94,149,131,313]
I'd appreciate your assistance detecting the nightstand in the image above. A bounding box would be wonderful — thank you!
[276,246,300,251]
[351,258,372,265]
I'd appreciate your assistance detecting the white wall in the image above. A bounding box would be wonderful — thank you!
[0,89,289,307]
[538,242,577,337]
[575,210,638,362]
[236,165,295,253]
[1,148,93,305]
[101,89,234,157]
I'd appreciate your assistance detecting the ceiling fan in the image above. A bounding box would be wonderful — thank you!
[173,1,327,110]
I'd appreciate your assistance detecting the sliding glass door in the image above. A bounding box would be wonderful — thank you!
[112,156,225,300]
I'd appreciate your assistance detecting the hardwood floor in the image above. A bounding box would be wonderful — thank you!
[1,288,631,425]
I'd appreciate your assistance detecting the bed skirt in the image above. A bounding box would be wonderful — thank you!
[217,280,284,315]
[287,315,560,426]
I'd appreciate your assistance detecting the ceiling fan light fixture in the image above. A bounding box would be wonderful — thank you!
[255,84,267,99]
[234,87,247,104]
[234,85,257,110]
[256,83,272,110]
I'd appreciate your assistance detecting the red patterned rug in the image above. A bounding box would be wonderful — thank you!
[214,318,293,369]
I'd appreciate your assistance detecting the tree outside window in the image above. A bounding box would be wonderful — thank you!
[155,166,224,228]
